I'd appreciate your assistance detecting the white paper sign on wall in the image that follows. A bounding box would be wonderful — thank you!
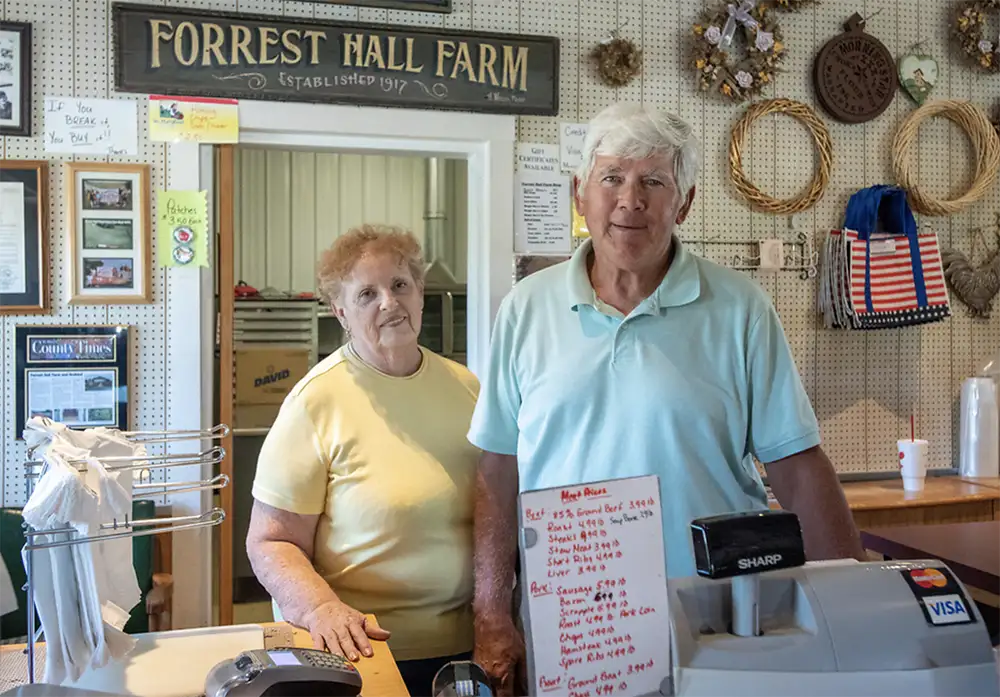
[560,123,589,172]
[517,143,561,176]
[514,173,571,255]
[44,97,138,156]
[518,475,671,697]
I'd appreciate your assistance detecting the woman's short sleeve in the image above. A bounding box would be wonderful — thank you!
[251,394,329,515]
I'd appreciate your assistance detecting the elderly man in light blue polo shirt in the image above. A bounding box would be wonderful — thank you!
[467,102,866,693]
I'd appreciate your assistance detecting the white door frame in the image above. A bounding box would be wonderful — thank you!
[166,102,515,627]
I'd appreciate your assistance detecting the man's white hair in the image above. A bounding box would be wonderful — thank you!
[575,102,701,198]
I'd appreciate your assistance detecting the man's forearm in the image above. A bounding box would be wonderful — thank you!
[473,452,520,620]
[248,539,339,626]
[764,446,866,562]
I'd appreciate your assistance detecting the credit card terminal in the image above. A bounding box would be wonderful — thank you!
[204,647,363,697]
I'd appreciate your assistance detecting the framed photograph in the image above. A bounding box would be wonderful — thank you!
[82,178,133,211]
[83,219,134,250]
[0,22,31,137]
[0,160,49,314]
[13,324,131,438]
[66,162,151,304]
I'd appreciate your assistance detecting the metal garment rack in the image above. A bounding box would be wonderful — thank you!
[18,424,231,685]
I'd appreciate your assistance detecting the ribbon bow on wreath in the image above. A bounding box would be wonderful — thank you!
[720,1,759,49]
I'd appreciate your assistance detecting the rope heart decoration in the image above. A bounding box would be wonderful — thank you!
[941,213,1000,318]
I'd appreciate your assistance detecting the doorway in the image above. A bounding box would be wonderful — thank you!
[226,146,470,620]
[209,102,515,625]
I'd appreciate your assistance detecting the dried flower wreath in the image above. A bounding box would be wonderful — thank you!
[691,1,786,102]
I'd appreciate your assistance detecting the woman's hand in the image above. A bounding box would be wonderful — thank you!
[302,599,391,661]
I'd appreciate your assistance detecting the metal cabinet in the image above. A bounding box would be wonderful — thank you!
[420,284,467,365]
[233,298,319,365]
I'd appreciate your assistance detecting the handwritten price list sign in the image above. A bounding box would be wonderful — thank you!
[518,475,670,697]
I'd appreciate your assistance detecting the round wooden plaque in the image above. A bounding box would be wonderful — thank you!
[813,13,897,123]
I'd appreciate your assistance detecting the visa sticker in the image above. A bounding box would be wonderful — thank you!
[924,594,971,625]
[899,566,977,628]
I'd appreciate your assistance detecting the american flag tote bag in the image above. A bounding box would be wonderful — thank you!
[843,186,950,329]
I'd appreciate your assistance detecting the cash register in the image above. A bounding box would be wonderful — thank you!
[668,511,999,696]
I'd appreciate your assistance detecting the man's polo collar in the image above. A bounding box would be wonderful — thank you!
[567,235,702,314]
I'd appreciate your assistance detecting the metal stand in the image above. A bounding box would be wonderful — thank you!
[731,574,761,637]
[699,230,819,279]
[19,424,231,685]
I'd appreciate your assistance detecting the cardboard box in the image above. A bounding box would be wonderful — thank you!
[235,347,311,406]
[233,403,282,430]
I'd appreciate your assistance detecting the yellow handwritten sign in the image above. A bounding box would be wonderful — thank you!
[158,190,208,267]
[571,199,589,238]
[149,95,238,143]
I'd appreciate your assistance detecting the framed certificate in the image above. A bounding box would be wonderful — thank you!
[0,160,49,314]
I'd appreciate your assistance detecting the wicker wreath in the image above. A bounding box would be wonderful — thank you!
[954,0,1000,73]
[729,98,832,215]
[692,1,786,102]
[891,99,1000,216]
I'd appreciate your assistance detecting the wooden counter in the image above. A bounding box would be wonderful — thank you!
[0,618,408,697]
[841,476,1000,528]
[842,476,999,509]
[960,477,1000,491]
[769,475,1000,528]
[843,476,1000,528]
[266,619,408,697]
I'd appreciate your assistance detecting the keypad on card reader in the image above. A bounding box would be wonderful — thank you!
[300,650,358,672]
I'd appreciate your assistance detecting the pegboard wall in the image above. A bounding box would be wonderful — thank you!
[2,0,999,504]
[2,0,171,508]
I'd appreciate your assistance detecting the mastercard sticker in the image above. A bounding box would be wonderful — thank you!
[909,568,948,589]
[899,566,976,627]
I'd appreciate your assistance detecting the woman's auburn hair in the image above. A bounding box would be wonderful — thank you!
[316,223,426,306]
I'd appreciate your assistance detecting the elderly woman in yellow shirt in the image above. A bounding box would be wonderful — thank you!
[246,224,481,696]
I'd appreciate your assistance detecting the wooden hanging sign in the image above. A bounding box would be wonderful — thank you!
[307,0,452,13]
[813,13,897,123]
[111,2,559,116]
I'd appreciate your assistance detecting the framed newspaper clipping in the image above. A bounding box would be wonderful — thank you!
[14,325,131,438]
